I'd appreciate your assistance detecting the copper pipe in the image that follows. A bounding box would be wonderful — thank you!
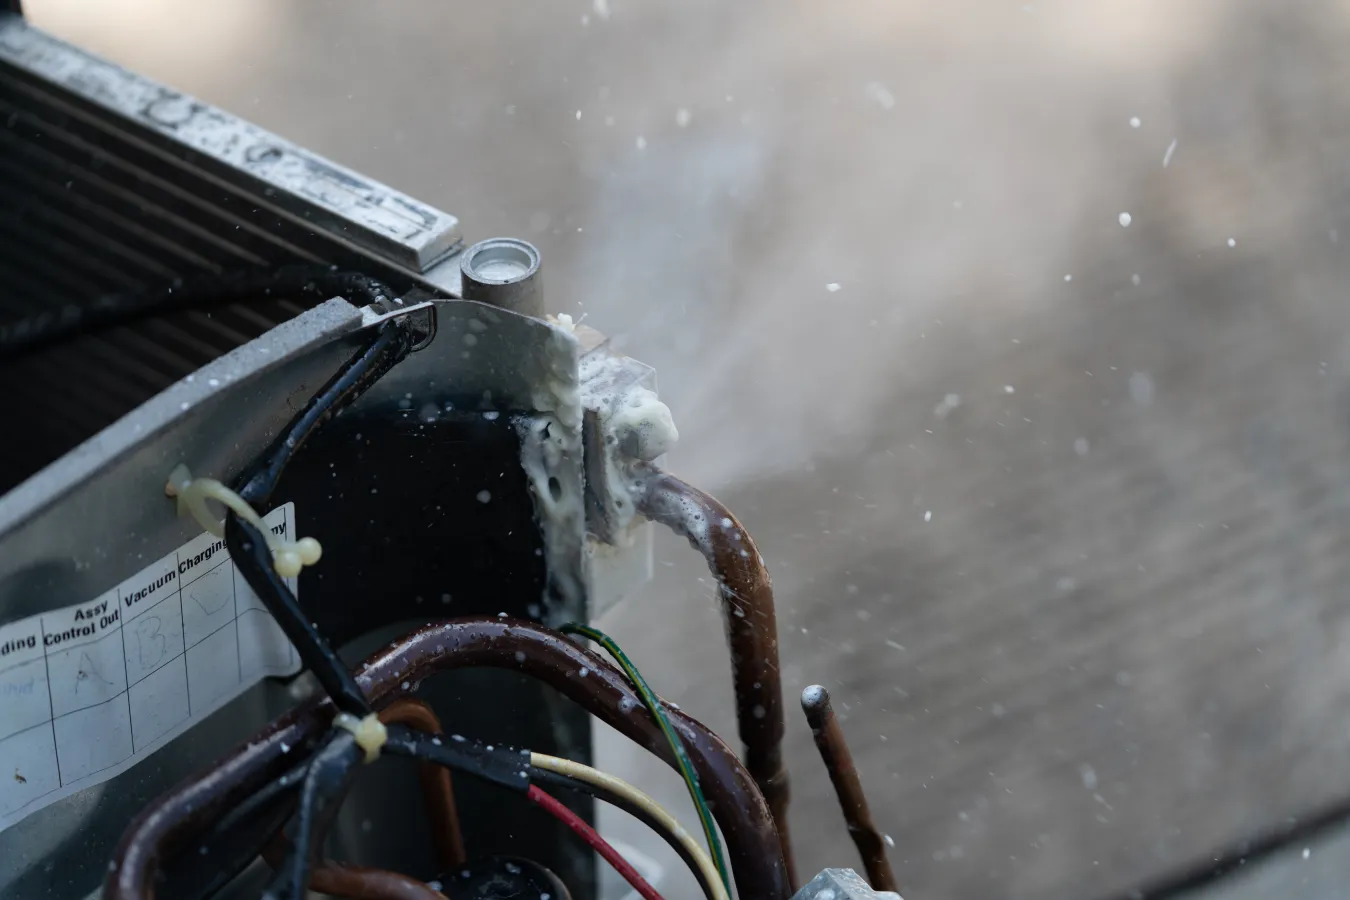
[637,468,795,885]
[378,697,467,869]
[263,832,447,900]
[360,618,790,898]
[106,617,792,900]
[800,685,897,893]
[106,710,314,900]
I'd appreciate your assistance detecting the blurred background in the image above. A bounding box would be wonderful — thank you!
[21,1,1350,898]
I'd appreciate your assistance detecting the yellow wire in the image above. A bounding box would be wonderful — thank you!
[529,752,731,900]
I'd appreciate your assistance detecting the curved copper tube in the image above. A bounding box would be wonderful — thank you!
[105,617,791,900]
[106,712,307,900]
[263,833,447,900]
[801,685,897,893]
[637,468,795,885]
[378,697,467,869]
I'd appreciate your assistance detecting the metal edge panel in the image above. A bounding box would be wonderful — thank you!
[0,297,364,621]
[364,299,577,411]
[0,16,461,272]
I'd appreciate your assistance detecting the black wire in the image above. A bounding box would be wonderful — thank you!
[164,760,307,900]
[224,320,416,717]
[0,266,399,361]
[264,730,363,900]
[234,320,415,507]
[530,767,720,900]
[381,723,533,792]
[382,723,719,900]
[226,514,371,717]
[206,757,313,842]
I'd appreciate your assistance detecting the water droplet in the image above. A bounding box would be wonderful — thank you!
[1129,371,1154,406]
[865,81,896,110]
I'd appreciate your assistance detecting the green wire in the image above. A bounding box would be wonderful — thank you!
[561,622,733,894]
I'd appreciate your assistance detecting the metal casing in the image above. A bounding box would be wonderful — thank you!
[0,14,598,898]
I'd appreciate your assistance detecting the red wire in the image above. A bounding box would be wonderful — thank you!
[526,784,667,900]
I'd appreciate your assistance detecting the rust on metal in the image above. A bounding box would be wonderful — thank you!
[801,684,897,893]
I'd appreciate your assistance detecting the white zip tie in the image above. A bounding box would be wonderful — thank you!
[166,465,323,578]
[332,712,388,763]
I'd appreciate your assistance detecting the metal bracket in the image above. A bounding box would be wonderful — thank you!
[359,300,437,352]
